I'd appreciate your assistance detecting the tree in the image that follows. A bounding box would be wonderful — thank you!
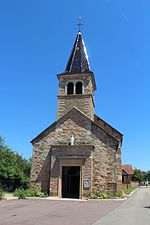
[145,170,150,181]
[0,136,31,191]
[132,168,145,183]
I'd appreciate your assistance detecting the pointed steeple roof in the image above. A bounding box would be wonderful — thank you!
[65,32,90,74]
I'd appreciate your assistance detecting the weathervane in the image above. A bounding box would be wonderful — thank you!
[76,16,83,32]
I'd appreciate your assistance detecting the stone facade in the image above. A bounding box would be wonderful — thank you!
[57,73,96,120]
[30,31,123,198]
[30,107,122,197]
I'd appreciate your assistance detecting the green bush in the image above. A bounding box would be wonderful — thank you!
[26,189,47,197]
[33,189,47,197]
[13,187,48,199]
[89,193,98,199]
[14,188,26,199]
[0,136,31,192]
[115,190,124,198]
[97,192,109,199]
[89,192,109,199]
[0,188,3,200]
[14,188,48,198]
[25,189,35,197]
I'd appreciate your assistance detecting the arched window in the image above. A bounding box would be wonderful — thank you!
[76,82,82,94]
[67,82,74,95]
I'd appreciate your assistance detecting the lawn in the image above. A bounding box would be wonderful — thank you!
[123,187,136,195]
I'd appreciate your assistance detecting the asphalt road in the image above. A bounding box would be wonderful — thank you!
[0,198,122,225]
[93,187,150,225]
[1,188,149,225]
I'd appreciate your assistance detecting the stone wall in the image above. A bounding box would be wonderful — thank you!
[30,108,121,197]
[49,145,94,197]
[115,147,122,191]
[94,114,123,192]
[57,73,95,121]
[94,115,123,142]
[57,94,94,120]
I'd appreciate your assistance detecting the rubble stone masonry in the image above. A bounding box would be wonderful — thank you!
[30,108,121,197]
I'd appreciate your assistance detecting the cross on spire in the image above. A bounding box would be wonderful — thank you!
[76,16,83,32]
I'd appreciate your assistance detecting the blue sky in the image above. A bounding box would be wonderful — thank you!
[0,0,150,171]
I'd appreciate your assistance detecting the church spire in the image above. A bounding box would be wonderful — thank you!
[65,32,90,74]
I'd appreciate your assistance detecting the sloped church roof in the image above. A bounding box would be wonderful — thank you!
[65,32,90,73]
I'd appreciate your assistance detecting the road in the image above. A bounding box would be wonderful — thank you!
[0,187,149,225]
[0,198,122,225]
[93,187,150,225]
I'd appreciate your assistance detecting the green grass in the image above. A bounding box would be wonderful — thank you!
[122,187,136,195]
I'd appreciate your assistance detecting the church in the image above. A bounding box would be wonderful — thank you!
[30,31,123,198]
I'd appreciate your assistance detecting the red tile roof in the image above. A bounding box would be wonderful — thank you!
[122,164,133,175]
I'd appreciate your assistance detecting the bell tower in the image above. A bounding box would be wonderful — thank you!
[57,32,96,121]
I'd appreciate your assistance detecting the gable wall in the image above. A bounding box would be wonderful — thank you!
[30,111,120,196]
[57,94,94,120]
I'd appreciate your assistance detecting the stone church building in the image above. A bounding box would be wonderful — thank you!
[30,31,123,198]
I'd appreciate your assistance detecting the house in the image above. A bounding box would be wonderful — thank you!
[122,164,133,188]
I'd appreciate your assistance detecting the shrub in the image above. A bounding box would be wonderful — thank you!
[97,192,109,199]
[89,193,98,199]
[26,189,47,197]
[115,190,124,198]
[14,188,26,199]
[25,189,35,197]
[32,189,47,197]
[89,192,109,199]
[13,188,48,199]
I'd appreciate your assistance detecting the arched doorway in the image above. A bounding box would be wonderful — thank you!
[62,166,80,198]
